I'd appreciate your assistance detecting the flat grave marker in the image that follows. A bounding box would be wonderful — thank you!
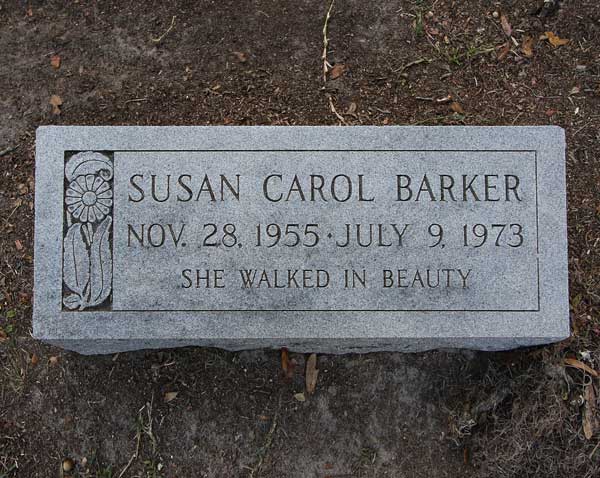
[34,126,569,354]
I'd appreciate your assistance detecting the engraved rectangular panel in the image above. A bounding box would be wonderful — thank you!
[112,150,538,312]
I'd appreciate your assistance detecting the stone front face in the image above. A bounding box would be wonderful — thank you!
[33,126,569,354]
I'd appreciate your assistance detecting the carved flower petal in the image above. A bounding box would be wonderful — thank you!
[96,182,110,194]
[80,206,89,223]
[92,205,106,221]
[92,176,105,192]
[94,202,110,215]
[85,174,96,191]
[67,202,82,212]
[71,203,84,218]
[97,198,113,208]
[66,187,83,198]
[88,207,97,223]
[66,196,83,205]
[69,180,85,195]
[96,189,113,199]
[76,176,87,192]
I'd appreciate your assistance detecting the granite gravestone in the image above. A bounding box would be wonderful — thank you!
[34,126,569,354]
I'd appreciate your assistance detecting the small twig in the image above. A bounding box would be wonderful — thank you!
[327,95,347,124]
[124,97,149,106]
[249,394,281,478]
[0,146,17,157]
[151,15,176,43]
[511,111,523,125]
[589,440,600,459]
[436,95,453,103]
[321,0,335,82]
[116,421,141,478]
[573,122,590,137]
[117,454,136,478]
[3,205,20,224]
[393,57,431,73]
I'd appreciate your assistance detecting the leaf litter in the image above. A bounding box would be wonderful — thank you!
[305,354,318,394]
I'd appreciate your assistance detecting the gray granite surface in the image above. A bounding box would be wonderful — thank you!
[33,126,569,354]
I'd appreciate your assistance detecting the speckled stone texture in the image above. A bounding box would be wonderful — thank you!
[34,126,569,354]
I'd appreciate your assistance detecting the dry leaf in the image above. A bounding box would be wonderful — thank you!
[50,55,61,69]
[583,383,598,440]
[281,348,289,374]
[31,354,39,366]
[305,353,319,394]
[50,95,62,115]
[497,42,510,61]
[294,392,306,402]
[15,240,23,251]
[564,357,599,377]
[500,14,512,37]
[0,329,7,343]
[26,6,33,17]
[522,36,534,58]
[232,51,247,62]
[281,348,296,379]
[346,102,357,115]
[164,391,178,402]
[545,31,569,48]
[49,356,59,365]
[329,63,346,80]
[450,102,465,114]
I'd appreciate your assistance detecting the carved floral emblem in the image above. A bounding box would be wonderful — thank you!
[65,175,112,223]
[63,152,113,310]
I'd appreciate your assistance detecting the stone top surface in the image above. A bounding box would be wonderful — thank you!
[33,126,569,354]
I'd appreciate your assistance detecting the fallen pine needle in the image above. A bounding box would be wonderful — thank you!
[152,16,176,43]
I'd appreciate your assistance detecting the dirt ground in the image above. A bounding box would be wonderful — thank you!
[1,0,600,476]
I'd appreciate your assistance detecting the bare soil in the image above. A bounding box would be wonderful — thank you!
[1,1,600,477]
